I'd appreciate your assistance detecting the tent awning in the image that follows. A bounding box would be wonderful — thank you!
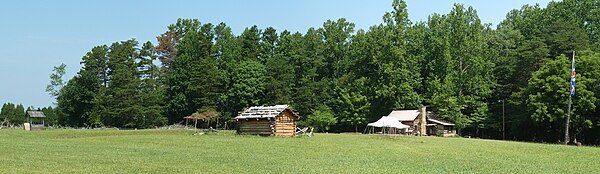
[367,116,409,129]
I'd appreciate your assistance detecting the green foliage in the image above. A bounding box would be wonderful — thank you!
[526,52,600,143]
[495,0,600,142]
[81,45,110,87]
[46,63,67,99]
[306,106,337,132]
[225,60,266,113]
[164,22,221,123]
[320,18,354,80]
[436,130,445,137]
[240,26,262,62]
[335,77,370,132]
[57,45,108,127]
[263,28,294,105]
[40,106,58,126]
[0,103,25,126]
[138,41,168,127]
[417,4,495,135]
[289,28,325,118]
[94,40,144,127]
[44,0,600,144]
[57,40,166,128]
[58,71,99,126]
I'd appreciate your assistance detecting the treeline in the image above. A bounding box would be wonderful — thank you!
[0,103,58,126]
[47,0,600,144]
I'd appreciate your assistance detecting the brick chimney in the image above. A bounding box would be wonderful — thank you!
[419,106,427,136]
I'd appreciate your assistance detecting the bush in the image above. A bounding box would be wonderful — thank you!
[306,106,337,132]
[436,130,445,137]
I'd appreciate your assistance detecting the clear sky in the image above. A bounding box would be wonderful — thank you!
[0,0,553,108]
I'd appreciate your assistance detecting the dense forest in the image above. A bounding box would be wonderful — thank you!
[3,0,600,145]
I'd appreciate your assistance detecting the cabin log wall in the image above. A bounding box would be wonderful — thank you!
[274,110,297,137]
[238,119,274,136]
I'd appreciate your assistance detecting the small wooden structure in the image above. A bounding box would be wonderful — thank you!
[235,105,299,137]
[25,111,46,131]
[184,111,219,130]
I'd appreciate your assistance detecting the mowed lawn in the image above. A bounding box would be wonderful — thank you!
[1,129,599,173]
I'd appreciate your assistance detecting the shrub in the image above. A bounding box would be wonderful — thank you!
[436,130,445,137]
[306,106,337,132]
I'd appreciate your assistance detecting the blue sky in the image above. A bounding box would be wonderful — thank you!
[0,0,552,108]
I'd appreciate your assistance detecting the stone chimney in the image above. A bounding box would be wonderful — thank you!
[419,106,427,136]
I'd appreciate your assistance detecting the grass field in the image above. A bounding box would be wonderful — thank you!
[1,129,599,173]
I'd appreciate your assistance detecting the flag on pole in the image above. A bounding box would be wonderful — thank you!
[571,52,576,96]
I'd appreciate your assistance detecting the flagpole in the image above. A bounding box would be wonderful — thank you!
[564,51,574,145]
[565,87,572,145]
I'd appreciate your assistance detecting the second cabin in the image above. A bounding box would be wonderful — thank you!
[235,105,299,137]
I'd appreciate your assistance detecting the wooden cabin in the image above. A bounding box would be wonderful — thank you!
[426,118,457,137]
[235,105,299,137]
[25,111,46,131]
[387,106,456,136]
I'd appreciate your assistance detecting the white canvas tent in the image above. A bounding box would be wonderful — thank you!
[367,116,409,129]
[365,116,409,134]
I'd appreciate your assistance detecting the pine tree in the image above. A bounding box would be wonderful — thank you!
[93,40,143,127]
[164,22,221,123]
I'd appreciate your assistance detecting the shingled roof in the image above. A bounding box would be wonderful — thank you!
[235,105,292,119]
[387,109,455,126]
[387,110,420,121]
[26,111,46,118]
[425,112,455,126]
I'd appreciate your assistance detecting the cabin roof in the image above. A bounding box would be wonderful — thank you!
[388,109,455,126]
[425,112,455,126]
[387,110,420,121]
[427,118,455,126]
[235,105,296,119]
[26,111,46,118]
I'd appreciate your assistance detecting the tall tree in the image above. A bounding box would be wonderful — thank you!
[46,63,67,100]
[225,60,267,115]
[137,41,167,127]
[164,22,221,123]
[319,18,356,125]
[320,18,354,80]
[264,28,294,105]
[240,26,262,62]
[81,46,110,88]
[57,46,108,126]
[57,72,99,126]
[421,4,495,135]
[525,53,597,142]
[359,0,422,123]
[260,27,278,64]
[154,18,201,69]
[290,29,324,118]
[92,40,143,127]
[13,104,25,125]
[213,23,240,122]
[335,77,370,132]
[1,103,14,124]
[0,103,17,126]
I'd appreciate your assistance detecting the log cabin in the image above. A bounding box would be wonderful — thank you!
[387,106,456,136]
[235,105,299,137]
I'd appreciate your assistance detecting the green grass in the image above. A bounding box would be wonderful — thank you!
[1,129,599,173]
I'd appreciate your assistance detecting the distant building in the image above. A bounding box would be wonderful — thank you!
[387,106,456,136]
[25,111,46,131]
[235,105,299,137]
